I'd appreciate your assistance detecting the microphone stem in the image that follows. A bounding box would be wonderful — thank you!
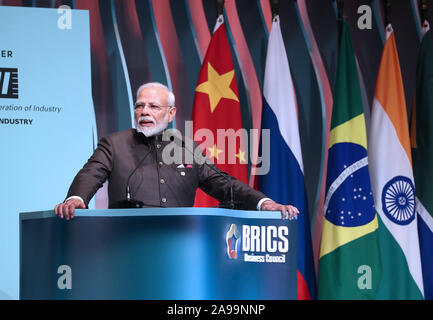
[125,138,154,203]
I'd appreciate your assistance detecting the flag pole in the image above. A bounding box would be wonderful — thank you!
[216,0,224,17]
[270,0,280,19]
[419,0,428,26]
[336,0,344,20]
[383,0,392,27]
[336,0,344,43]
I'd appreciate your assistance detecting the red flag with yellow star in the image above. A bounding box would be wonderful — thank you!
[192,16,248,207]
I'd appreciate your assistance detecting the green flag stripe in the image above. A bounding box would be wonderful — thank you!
[375,216,424,299]
[318,230,381,300]
[330,20,364,130]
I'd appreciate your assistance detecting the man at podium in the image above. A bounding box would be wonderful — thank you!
[54,82,298,221]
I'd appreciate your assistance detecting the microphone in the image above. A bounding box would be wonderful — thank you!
[170,135,238,209]
[122,139,155,208]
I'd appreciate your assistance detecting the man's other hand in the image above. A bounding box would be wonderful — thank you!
[54,198,86,220]
[260,200,299,220]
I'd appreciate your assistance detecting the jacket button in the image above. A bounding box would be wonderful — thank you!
[158,161,163,167]
[160,178,165,184]
[161,197,167,203]
[156,144,161,149]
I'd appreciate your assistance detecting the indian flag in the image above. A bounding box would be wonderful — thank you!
[318,20,381,299]
[368,24,424,299]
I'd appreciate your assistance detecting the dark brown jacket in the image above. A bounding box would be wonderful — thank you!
[67,129,267,210]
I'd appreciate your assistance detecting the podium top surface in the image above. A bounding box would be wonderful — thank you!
[19,207,291,221]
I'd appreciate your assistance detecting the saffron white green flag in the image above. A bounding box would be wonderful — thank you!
[368,25,424,299]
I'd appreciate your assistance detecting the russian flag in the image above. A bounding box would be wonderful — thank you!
[257,15,316,300]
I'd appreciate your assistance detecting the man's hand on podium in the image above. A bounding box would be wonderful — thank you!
[54,198,86,220]
[260,200,299,221]
[53,198,299,221]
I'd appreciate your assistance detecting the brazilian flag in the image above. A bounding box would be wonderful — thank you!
[318,20,382,299]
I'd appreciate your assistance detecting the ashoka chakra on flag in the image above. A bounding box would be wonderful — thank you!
[381,176,415,226]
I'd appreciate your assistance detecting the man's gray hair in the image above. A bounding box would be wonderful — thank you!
[136,82,175,107]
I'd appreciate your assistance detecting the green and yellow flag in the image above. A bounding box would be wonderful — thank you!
[318,20,382,299]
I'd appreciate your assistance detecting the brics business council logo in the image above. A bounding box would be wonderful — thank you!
[0,68,18,99]
[226,224,241,259]
[225,224,289,263]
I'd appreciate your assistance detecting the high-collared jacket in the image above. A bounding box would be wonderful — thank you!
[66,129,268,210]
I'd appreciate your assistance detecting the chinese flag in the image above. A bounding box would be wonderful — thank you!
[192,16,248,207]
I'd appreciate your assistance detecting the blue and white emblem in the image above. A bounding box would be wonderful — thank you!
[381,176,415,225]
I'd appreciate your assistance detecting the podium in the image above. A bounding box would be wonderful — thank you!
[20,208,297,300]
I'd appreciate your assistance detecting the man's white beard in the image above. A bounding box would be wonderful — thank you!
[135,111,169,137]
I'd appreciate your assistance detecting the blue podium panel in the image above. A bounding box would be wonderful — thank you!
[20,208,297,300]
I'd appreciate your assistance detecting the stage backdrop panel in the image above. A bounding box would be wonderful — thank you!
[20,208,297,300]
[0,6,95,299]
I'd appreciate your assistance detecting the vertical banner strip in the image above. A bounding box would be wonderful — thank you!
[224,1,262,186]
[98,0,133,131]
[75,0,115,210]
[183,0,204,63]
[169,0,202,106]
[110,0,134,128]
[187,0,211,59]
[297,0,334,275]
[76,0,112,137]
[410,0,422,40]
[147,0,172,93]
[113,0,152,96]
[134,0,171,93]
[225,1,261,134]
[152,0,193,133]
[234,1,268,91]
[258,0,272,34]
